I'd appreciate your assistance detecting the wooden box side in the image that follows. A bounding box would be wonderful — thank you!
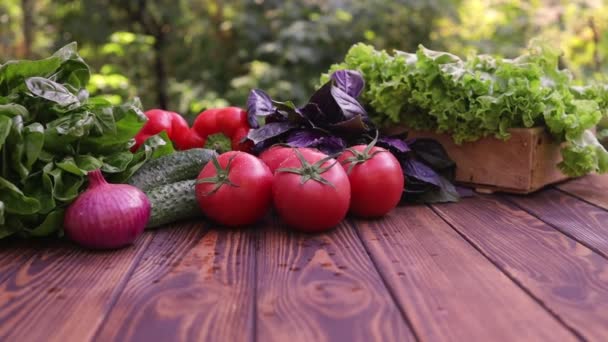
[406,127,568,193]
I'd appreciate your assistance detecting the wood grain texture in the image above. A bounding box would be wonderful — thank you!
[95,222,256,342]
[558,173,608,210]
[354,205,578,342]
[0,239,39,284]
[0,233,153,342]
[507,189,608,258]
[256,216,415,342]
[433,196,608,341]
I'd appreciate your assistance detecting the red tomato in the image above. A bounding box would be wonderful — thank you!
[259,146,319,173]
[338,145,404,217]
[193,108,221,137]
[273,149,350,232]
[195,151,273,227]
[217,107,248,137]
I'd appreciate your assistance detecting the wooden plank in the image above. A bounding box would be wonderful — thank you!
[354,205,578,342]
[507,189,608,258]
[0,233,153,342]
[0,239,39,283]
[557,173,608,210]
[256,217,415,342]
[432,196,608,341]
[95,222,256,342]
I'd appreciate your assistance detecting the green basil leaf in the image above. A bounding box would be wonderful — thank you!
[24,167,55,214]
[0,201,5,225]
[0,103,29,119]
[0,176,40,215]
[0,115,11,150]
[101,151,133,173]
[28,208,64,237]
[57,156,84,175]
[23,123,44,169]
[26,77,80,107]
[75,155,103,172]
[7,116,28,180]
[0,56,61,94]
[48,167,84,202]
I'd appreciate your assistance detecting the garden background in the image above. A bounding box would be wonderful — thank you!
[1,0,607,130]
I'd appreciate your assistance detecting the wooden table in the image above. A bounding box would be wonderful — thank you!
[1,174,607,342]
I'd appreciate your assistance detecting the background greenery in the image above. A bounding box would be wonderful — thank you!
[1,0,608,124]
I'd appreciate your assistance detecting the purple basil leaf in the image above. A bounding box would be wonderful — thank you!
[298,103,325,127]
[247,89,274,128]
[309,82,342,123]
[247,121,294,144]
[409,138,455,181]
[414,175,460,203]
[330,70,364,98]
[456,186,474,197]
[401,158,442,188]
[330,85,367,120]
[286,130,346,155]
[329,114,368,134]
[378,136,411,153]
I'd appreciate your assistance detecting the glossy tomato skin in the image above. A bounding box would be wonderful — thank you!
[259,146,319,173]
[272,149,350,232]
[338,146,404,218]
[195,151,273,227]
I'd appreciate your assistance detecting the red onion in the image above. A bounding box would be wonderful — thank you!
[64,169,150,249]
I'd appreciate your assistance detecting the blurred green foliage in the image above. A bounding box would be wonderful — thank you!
[1,0,608,137]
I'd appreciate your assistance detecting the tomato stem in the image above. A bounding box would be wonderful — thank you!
[276,149,338,187]
[196,154,239,195]
[341,130,385,174]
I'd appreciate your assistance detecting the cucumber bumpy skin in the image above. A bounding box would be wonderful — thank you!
[128,148,217,191]
[145,179,201,228]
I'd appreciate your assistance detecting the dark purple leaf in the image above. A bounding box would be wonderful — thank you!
[298,103,325,126]
[286,130,346,155]
[330,70,365,98]
[409,138,455,180]
[308,82,342,123]
[378,136,411,153]
[247,89,274,128]
[400,158,442,187]
[247,121,294,144]
[330,86,367,120]
[329,114,368,133]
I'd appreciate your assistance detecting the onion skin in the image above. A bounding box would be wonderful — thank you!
[64,170,151,249]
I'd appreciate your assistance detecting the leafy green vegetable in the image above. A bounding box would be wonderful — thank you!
[0,43,173,239]
[324,41,608,177]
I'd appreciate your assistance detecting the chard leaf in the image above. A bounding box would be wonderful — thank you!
[0,115,11,150]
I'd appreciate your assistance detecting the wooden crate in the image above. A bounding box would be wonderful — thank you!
[395,127,569,194]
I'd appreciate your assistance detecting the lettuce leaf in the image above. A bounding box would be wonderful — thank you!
[325,41,608,177]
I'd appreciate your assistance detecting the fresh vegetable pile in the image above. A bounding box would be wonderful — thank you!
[323,41,608,177]
[246,70,462,203]
[0,43,173,239]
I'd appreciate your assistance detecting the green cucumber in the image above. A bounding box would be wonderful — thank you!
[145,179,201,228]
[128,148,216,191]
